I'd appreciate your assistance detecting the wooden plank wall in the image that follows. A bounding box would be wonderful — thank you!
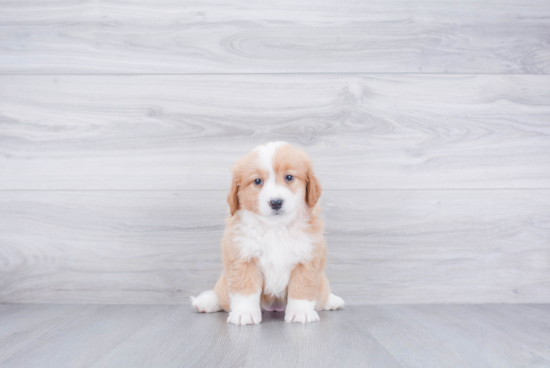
[0,0,549,304]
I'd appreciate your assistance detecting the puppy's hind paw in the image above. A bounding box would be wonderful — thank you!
[191,290,222,313]
[323,293,345,311]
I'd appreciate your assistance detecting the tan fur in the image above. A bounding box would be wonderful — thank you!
[227,151,269,215]
[305,170,321,208]
[214,143,334,312]
[213,273,230,311]
[288,237,327,301]
[227,178,239,216]
[272,144,322,208]
[214,213,263,311]
[316,273,332,309]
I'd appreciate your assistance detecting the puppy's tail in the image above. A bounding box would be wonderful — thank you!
[191,290,222,313]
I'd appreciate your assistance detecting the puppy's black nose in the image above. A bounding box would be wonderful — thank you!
[269,199,283,210]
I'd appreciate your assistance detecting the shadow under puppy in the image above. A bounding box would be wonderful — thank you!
[192,142,344,325]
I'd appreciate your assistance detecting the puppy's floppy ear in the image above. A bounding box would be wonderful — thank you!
[305,166,322,208]
[227,169,240,216]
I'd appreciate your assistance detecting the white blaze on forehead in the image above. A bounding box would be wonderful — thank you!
[252,141,299,219]
[252,141,287,180]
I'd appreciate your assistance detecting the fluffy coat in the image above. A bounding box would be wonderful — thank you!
[192,142,344,324]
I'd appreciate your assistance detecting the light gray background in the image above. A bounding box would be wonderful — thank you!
[1,0,549,306]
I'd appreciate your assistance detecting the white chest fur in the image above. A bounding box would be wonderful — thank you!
[233,210,314,297]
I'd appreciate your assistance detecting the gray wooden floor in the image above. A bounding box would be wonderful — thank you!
[1,304,549,368]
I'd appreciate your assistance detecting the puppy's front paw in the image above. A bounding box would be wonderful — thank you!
[227,292,262,325]
[285,309,320,323]
[285,298,319,324]
[227,310,262,325]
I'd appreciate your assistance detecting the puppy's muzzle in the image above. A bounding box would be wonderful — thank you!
[269,199,284,211]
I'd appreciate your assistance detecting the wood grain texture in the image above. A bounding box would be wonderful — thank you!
[1,304,549,368]
[1,0,550,310]
[1,190,548,305]
[0,0,549,74]
[1,74,550,190]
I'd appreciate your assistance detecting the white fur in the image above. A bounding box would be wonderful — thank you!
[285,298,319,323]
[227,292,262,325]
[322,293,345,311]
[191,290,222,313]
[234,209,314,297]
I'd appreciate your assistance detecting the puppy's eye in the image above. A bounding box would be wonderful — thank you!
[254,178,263,185]
[285,175,294,182]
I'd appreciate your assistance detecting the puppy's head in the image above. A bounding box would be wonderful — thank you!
[228,142,321,219]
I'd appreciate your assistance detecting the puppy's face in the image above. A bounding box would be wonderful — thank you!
[228,142,321,219]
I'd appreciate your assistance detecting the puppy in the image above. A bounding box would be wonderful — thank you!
[191,142,344,325]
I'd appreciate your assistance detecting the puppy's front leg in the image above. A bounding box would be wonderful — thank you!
[226,260,262,325]
[285,263,321,323]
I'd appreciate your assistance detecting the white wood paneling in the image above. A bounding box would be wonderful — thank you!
[1,0,549,306]
[1,74,549,190]
[1,190,548,304]
[0,0,549,74]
